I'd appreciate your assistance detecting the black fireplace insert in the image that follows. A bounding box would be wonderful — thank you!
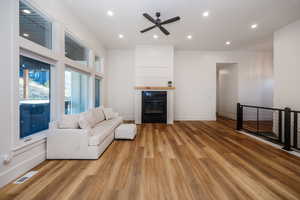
[142,91,167,123]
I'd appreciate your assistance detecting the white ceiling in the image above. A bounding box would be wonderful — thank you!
[63,0,300,50]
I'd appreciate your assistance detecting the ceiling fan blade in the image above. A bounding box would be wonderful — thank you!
[143,13,156,24]
[160,16,180,25]
[140,25,157,33]
[158,25,170,35]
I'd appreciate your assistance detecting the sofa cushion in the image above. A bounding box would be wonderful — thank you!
[103,108,115,120]
[93,107,105,124]
[88,117,123,146]
[59,114,80,129]
[79,110,97,129]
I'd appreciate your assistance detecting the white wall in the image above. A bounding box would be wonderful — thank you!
[106,49,273,121]
[174,51,273,120]
[217,63,239,119]
[135,45,174,87]
[0,0,105,187]
[106,50,135,120]
[274,19,300,110]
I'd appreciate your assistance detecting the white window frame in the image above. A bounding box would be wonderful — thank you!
[19,0,55,50]
[64,65,91,114]
[94,55,104,74]
[94,76,103,108]
[14,49,57,150]
[12,0,58,151]
[64,32,91,69]
[11,0,105,154]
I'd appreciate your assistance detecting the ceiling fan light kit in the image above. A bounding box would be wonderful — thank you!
[140,12,181,35]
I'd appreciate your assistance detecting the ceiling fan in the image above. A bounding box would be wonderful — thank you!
[140,12,181,35]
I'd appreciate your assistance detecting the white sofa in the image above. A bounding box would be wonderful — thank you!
[47,107,122,159]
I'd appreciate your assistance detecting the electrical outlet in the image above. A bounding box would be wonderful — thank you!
[2,154,12,164]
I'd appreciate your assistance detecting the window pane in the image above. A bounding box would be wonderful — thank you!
[65,34,89,66]
[95,78,101,107]
[19,1,52,49]
[65,69,89,114]
[19,56,51,138]
[95,56,102,73]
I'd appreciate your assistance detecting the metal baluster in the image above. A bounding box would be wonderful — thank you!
[294,112,298,148]
[257,108,259,134]
[278,110,282,143]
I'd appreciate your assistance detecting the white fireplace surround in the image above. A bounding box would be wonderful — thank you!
[134,45,175,124]
[134,89,174,124]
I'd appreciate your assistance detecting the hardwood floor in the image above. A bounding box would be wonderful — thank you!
[1,121,300,200]
[217,116,274,133]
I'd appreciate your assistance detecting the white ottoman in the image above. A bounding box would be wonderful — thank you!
[115,124,137,140]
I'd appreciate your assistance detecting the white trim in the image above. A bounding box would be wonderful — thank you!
[95,72,105,78]
[13,137,46,156]
[239,131,300,158]
[19,37,59,61]
[175,116,217,121]
[20,47,58,65]
[64,57,91,74]
[0,151,45,188]
[13,130,47,154]
[14,53,54,148]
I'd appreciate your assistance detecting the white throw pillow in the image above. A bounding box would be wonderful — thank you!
[79,110,97,129]
[93,107,105,124]
[103,108,115,120]
[59,114,80,129]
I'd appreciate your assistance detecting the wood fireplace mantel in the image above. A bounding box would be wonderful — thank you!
[134,86,176,90]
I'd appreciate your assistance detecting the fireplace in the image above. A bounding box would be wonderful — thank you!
[142,91,167,123]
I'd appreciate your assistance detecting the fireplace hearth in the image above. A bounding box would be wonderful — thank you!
[142,91,167,123]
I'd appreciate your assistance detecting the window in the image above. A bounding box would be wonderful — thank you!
[65,33,89,66]
[65,68,89,114]
[95,78,101,107]
[19,55,51,138]
[95,56,102,73]
[19,0,52,49]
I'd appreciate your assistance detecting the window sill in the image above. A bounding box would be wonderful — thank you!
[12,131,48,157]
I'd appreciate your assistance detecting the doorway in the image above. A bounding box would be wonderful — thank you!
[216,63,238,120]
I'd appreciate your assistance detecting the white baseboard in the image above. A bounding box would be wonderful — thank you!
[175,115,216,121]
[122,114,134,121]
[217,111,236,120]
[0,151,46,188]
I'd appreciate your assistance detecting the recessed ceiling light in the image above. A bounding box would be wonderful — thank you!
[202,11,210,17]
[22,9,31,14]
[153,34,158,39]
[187,35,192,39]
[107,10,114,16]
[225,41,231,45]
[251,24,258,29]
[23,33,29,37]
[118,34,124,39]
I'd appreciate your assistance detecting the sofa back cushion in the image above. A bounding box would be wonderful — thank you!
[79,110,97,129]
[93,107,105,124]
[59,114,80,129]
[103,108,115,120]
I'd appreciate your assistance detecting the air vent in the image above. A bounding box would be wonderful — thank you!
[14,171,38,184]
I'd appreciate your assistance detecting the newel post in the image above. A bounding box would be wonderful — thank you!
[236,103,243,131]
[282,107,292,151]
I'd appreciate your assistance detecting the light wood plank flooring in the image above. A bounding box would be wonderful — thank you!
[1,121,300,200]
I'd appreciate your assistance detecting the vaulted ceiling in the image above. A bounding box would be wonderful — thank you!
[63,0,300,50]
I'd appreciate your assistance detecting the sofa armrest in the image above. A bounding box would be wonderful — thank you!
[47,128,91,159]
[49,121,59,130]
